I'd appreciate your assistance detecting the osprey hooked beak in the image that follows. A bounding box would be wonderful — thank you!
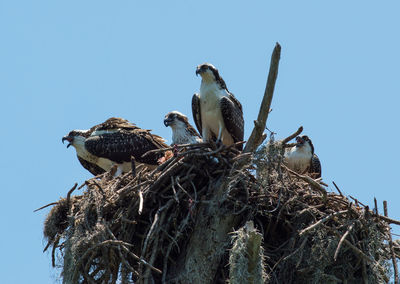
[62,135,73,148]
[196,65,205,76]
[295,136,305,146]
[164,117,173,127]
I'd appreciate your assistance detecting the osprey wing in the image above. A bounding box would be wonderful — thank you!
[187,123,202,139]
[85,129,167,165]
[77,156,105,176]
[89,117,138,133]
[220,93,244,150]
[191,93,202,137]
[310,154,322,178]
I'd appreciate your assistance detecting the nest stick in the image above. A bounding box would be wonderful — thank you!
[374,197,378,215]
[51,235,60,267]
[299,210,348,237]
[162,211,191,283]
[349,195,366,207]
[89,180,104,195]
[148,160,184,191]
[282,164,327,200]
[78,180,88,189]
[142,142,210,157]
[170,176,179,204]
[281,236,308,263]
[295,237,309,268]
[175,177,193,200]
[34,202,59,212]
[384,201,399,284]
[377,214,400,226]
[142,199,174,259]
[362,259,368,284]
[193,143,224,157]
[150,155,180,175]
[332,232,389,282]
[138,189,144,215]
[119,243,162,275]
[244,42,281,153]
[334,221,355,261]
[332,181,343,196]
[143,232,161,283]
[116,246,138,277]
[142,212,160,258]
[34,183,78,212]
[281,126,304,145]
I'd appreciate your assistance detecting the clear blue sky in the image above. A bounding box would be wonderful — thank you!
[1,1,399,283]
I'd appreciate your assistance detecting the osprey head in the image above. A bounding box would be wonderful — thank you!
[196,63,218,78]
[164,111,188,128]
[196,63,228,90]
[62,130,89,148]
[295,135,314,154]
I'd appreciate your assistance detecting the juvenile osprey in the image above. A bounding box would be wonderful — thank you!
[62,117,169,176]
[284,135,321,178]
[192,63,244,150]
[164,111,202,145]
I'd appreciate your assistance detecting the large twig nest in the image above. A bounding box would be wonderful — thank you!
[42,142,394,284]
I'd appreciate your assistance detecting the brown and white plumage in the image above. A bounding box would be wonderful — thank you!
[164,111,202,145]
[284,135,321,178]
[62,117,169,175]
[192,63,244,150]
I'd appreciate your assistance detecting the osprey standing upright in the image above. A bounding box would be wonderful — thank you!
[192,63,244,150]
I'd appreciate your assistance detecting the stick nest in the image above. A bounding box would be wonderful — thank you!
[43,142,394,283]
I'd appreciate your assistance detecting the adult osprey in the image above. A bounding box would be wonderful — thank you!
[62,117,169,176]
[164,111,202,145]
[192,63,244,150]
[284,135,321,178]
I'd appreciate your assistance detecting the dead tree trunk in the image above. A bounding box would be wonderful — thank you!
[171,178,242,283]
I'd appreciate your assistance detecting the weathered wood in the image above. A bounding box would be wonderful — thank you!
[171,178,241,283]
[244,43,281,153]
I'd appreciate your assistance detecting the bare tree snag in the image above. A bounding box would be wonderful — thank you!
[244,42,281,153]
[281,126,303,145]
[171,178,241,283]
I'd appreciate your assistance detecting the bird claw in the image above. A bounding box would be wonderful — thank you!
[173,144,179,157]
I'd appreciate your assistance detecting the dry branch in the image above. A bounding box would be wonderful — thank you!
[332,231,389,282]
[377,215,400,226]
[281,126,303,145]
[34,202,59,212]
[299,210,348,237]
[282,164,327,200]
[244,42,281,153]
[332,181,343,196]
[334,221,355,261]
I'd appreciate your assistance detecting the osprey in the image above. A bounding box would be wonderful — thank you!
[284,135,321,178]
[192,63,244,150]
[62,117,169,176]
[164,111,202,145]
